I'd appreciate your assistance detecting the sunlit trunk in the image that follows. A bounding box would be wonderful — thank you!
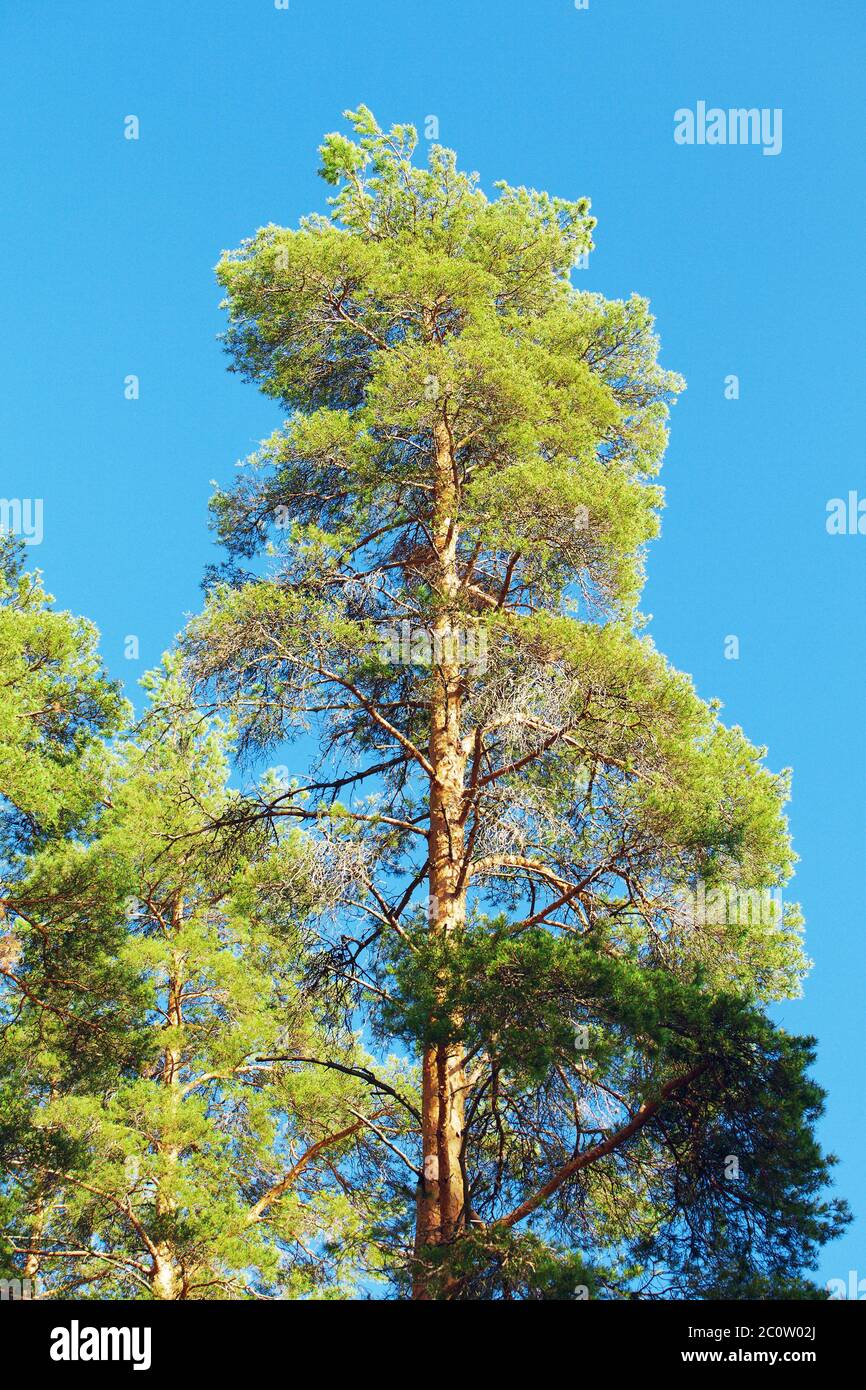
[413,409,468,1298]
[22,1191,44,1297]
[151,899,183,1299]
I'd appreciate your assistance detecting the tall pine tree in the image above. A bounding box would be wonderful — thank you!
[176,108,848,1298]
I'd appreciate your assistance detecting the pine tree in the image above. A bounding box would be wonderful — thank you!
[3,660,405,1298]
[183,108,847,1298]
[0,537,127,1291]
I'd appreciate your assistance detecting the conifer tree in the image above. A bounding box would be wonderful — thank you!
[2,660,404,1298]
[0,538,128,1290]
[177,108,847,1298]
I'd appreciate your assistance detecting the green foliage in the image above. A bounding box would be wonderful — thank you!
[413,1225,609,1302]
[0,536,126,865]
[212,106,679,616]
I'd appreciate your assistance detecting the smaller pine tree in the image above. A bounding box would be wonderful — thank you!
[3,659,410,1298]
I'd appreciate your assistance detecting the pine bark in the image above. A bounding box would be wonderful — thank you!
[413,411,468,1298]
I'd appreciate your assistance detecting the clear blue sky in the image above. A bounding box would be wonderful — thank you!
[1,0,863,1291]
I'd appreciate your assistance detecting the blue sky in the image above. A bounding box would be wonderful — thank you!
[1,0,863,1290]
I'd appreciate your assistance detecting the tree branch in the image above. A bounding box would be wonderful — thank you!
[494,1061,709,1230]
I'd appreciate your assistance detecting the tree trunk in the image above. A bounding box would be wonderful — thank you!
[413,409,468,1298]
[151,904,183,1299]
[22,1191,44,1297]
[151,1244,179,1300]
